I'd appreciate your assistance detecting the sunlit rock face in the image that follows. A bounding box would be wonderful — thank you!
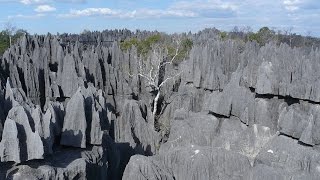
[0,29,320,179]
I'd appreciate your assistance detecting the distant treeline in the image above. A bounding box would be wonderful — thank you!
[219,26,320,48]
[1,26,319,56]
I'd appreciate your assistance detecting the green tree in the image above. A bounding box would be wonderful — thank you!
[120,34,162,55]
[0,27,27,55]
[219,31,228,40]
[248,27,275,46]
[0,30,10,55]
[167,38,193,64]
[121,34,192,64]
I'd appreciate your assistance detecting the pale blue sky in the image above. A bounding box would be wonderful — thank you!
[0,0,319,36]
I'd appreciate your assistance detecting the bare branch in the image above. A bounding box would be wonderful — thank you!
[160,38,181,68]
[149,65,154,80]
[158,71,182,88]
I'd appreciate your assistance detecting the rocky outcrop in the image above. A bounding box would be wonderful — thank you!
[115,99,159,156]
[5,145,108,180]
[123,34,320,179]
[0,118,20,162]
[248,135,320,179]
[124,146,252,180]
[0,105,44,163]
[60,88,87,148]
[1,29,320,179]
[122,155,174,180]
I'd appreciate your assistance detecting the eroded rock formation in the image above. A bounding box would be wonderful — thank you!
[0,29,319,180]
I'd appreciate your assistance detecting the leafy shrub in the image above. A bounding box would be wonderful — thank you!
[0,29,27,55]
[120,34,161,55]
[167,38,193,64]
[219,31,228,40]
[121,34,193,64]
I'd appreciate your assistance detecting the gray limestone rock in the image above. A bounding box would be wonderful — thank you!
[254,97,284,133]
[203,71,255,123]
[0,118,20,162]
[60,88,87,148]
[278,102,320,145]
[124,146,251,180]
[90,104,103,145]
[160,112,219,152]
[256,61,276,95]
[6,146,108,180]
[59,54,80,97]
[254,135,320,177]
[41,101,64,155]
[245,164,320,180]
[161,146,251,180]
[1,106,44,162]
[2,30,320,180]
[115,99,159,155]
[122,155,174,180]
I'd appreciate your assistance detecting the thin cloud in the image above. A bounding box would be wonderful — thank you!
[58,7,197,19]
[169,0,237,18]
[59,8,121,18]
[55,0,86,3]
[0,0,86,4]
[283,0,302,11]
[35,5,56,12]
[8,13,46,19]
[20,0,45,4]
[170,0,238,11]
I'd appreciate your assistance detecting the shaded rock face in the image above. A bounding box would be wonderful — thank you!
[116,99,159,156]
[60,88,87,148]
[0,118,20,163]
[0,29,320,180]
[123,39,320,179]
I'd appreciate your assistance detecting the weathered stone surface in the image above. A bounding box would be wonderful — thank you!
[161,110,273,163]
[4,78,29,112]
[254,135,320,177]
[59,54,80,97]
[6,146,108,180]
[0,118,20,162]
[245,164,320,180]
[123,155,174,180]
[160,112,219,152]
[163,147,251,180]
[203,71,255,122]
[124,146,252,180]
[41,101,64,155]
[2,29,320,179]
[0,106,44,162]
[90,104,103,145]
[278,102,320,145]
[115,99,159,156]
[60,88,87,148]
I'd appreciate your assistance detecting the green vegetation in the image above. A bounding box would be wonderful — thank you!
[219,31,228,40]
[120,34,193,64]
[247,27,276,46]
[0,29,27,55]
[0,31,10,55]
[167,38,193,64]
[225,26,320,48]
[120,34,161,55]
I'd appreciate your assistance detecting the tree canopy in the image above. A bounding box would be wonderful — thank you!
[0,28,28,55]
[120,34,193,64]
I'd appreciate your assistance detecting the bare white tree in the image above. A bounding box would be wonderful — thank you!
[4,22,16,47]
[284,27,293,47]
[130,36,183,125]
